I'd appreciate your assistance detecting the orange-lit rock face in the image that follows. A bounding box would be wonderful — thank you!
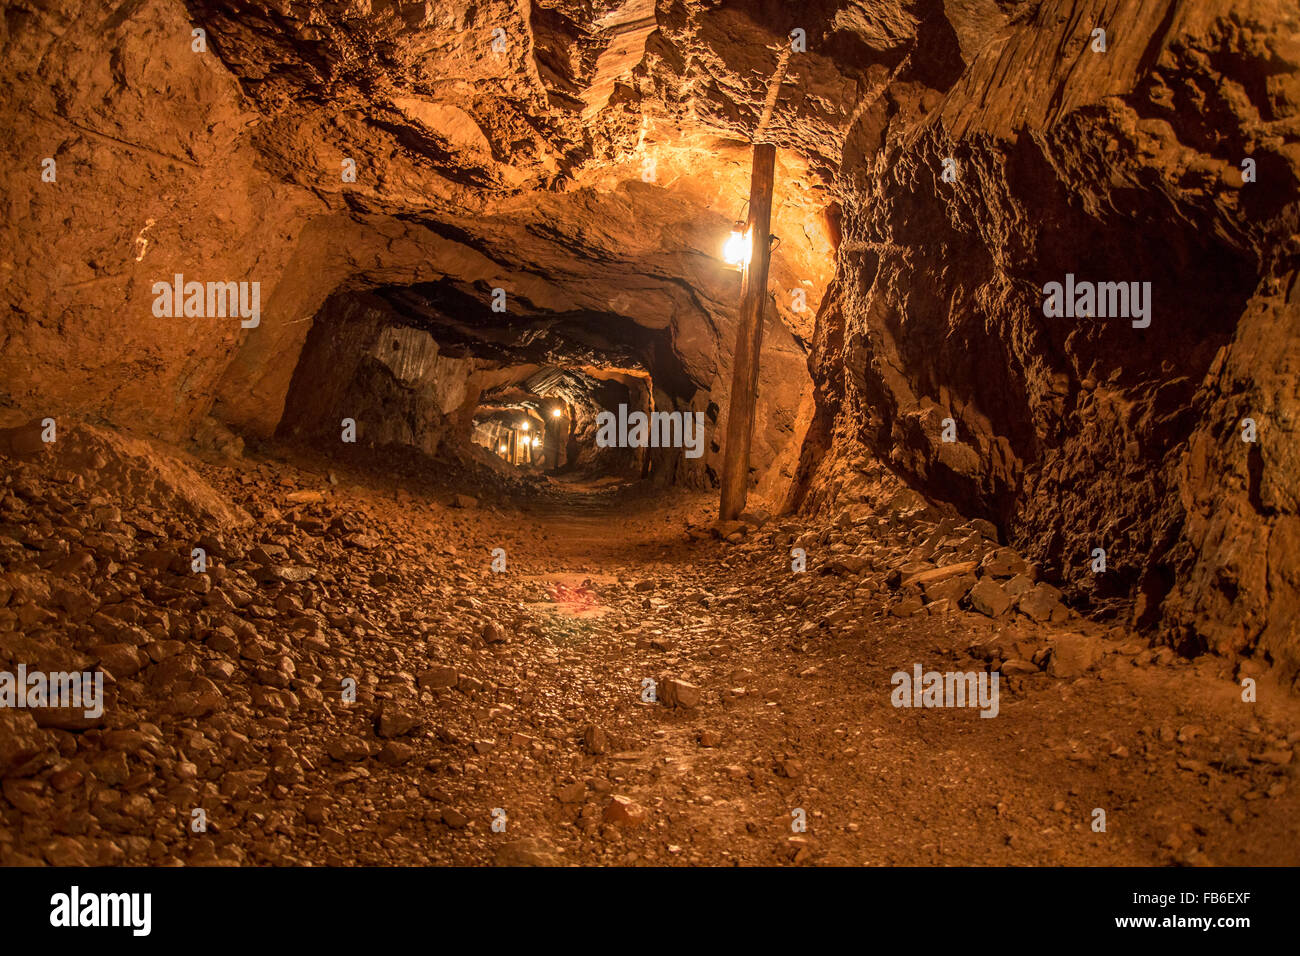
[1,0,855,504]
[806,0,1300,675]
[1,0,1298,680]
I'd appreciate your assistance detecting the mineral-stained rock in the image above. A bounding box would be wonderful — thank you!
[802,0,1300,683]
[0,0,1295,877]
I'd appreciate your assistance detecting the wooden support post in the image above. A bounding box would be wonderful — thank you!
[719,141,776,521]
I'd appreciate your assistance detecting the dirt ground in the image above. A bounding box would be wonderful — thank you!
[1,435,1298,867]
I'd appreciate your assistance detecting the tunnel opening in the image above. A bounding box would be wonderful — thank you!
[469,366,657,483]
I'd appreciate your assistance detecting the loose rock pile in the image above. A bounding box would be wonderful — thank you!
[1,422,1297,866]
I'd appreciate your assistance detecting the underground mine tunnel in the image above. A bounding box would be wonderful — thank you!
[0,0,1298,884]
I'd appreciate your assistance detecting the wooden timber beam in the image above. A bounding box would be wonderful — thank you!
[718,140,777,521]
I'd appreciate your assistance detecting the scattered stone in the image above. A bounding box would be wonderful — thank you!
[602,795,647,827]
[418,666,459,690]
[1048,634,1103,678]
[979,548,1027,578]
[1018,582,1067,623]
[441,808,469,829]
[495,838,562,867]
[375,702,422,738]
[0,712,49,778]
[891,596,924,617]
[659,678,701,709]
[1250,750,1293,766]
[378,741,415,765]
[922,573,976,605]
[1004,574,1034,598]
[902,561,978,589]
[325,735,375,762]
[1001,659,1040,676]
[582,724,609,754]
[556,781,586,804]
[968,577,1011,617]
[774,757,803,779]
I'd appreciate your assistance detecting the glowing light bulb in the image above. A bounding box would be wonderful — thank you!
[531,437,540,448]
[551,408,562,418]
[520,422,529,431]
[723,227,752,268]
[499,444,507,452]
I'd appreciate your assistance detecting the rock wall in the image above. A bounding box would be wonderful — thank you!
[277,294,480,457]
[0,0,320,441]
[810,0,1300,680]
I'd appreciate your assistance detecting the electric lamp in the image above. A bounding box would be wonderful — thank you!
[723,224,752,268]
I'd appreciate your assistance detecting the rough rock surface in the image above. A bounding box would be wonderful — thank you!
[1,422,1297,866]
[1,0,849,503]
[804,0,1300,683]
[0,0,1297,697]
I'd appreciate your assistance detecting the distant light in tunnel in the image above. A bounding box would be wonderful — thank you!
[723,226,752,268]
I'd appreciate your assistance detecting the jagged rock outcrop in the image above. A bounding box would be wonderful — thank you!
[807,0,1300,681]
